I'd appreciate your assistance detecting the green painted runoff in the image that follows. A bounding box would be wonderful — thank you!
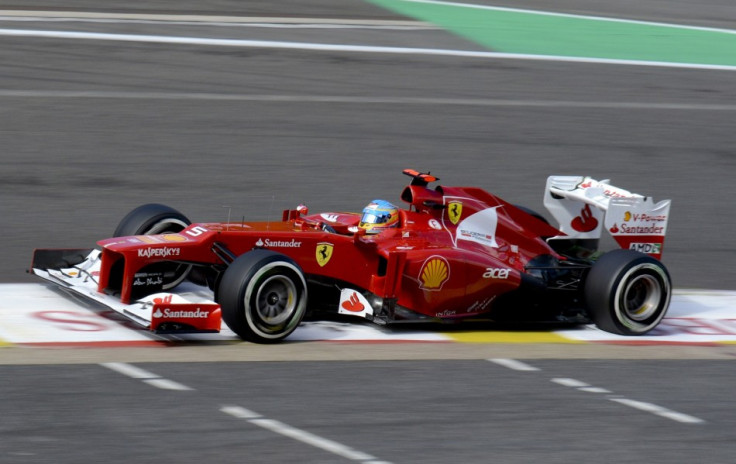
[368,0,736,66]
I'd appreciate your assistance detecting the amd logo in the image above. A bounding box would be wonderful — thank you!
[629,243,662,254]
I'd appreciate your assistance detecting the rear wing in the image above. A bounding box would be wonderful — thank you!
[543,176,671,259]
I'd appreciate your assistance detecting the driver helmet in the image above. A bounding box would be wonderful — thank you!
[359,199,399,234]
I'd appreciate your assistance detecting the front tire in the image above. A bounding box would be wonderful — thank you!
[218,250,308,343]
[114,203,192,290]
[114,203,191,237]
[584,249,671,335]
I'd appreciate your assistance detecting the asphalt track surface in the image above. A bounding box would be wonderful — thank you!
[1,1,735,289]
[1,1,736,463]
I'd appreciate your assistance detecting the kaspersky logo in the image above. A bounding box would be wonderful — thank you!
[138,247,181,259]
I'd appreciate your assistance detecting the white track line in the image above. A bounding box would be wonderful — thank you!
[0,10,429,28]
[551,377,591,388]
[488,358,541,371]
[101,362,193,391]
[579,386,612,394]
[221,405,263,420]
[101,361,158,379]
[552,378,612,393]
[143,378,194,391]
[221,405,390,463]
[490,360,704,424]
[1,28,735,71]
[610,398,705,424]
[550,376,704,424]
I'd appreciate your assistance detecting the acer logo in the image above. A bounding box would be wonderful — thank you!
[483,268,509,279]
[571,204,599,232]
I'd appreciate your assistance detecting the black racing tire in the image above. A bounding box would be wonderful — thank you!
[513,204,557,241]
[217,249,308,343]
[584,249,671,335]
[513,204,550,225]
[113,203,192,290]
[114,203,191,237]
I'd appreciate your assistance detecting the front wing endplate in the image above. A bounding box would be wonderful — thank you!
[31,249,221,333]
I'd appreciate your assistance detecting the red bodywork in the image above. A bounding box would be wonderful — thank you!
[95,172,564,322]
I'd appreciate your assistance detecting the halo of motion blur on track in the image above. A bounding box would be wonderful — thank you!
[31,169,673,343]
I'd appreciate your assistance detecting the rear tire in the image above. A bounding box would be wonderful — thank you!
[218,250,307,343]
[513,204,549,225]
[584,249,671,335]
[114,203,192,290]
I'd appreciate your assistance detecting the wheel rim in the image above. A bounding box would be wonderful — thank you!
[622,274,661,321]
[239,260,307,341]
[144,218,189,235]
[614,263,670,332]
[254,275,298,326]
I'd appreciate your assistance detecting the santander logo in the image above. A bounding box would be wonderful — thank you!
[153,307,210,319]
[340,292,365,313]
[571,204,599,232]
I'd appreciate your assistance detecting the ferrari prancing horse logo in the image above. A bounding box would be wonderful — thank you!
[448,201,463,225]
[316,242,334,267]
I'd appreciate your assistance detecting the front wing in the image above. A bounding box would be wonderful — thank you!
[30,249,221,333]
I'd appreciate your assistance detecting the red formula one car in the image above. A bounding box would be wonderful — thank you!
[31,169,672,343]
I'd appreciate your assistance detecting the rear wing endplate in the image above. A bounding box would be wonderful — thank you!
[544,176,671,259]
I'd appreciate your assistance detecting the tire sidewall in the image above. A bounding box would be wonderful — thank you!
[219,250,307,343]
[113,203,190,237]
[611,262,671,332]
[585,250,671,335]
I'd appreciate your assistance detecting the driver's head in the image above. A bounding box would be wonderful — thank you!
[359,200,399,234]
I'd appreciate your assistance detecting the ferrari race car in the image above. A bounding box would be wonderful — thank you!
[31,169,673,343]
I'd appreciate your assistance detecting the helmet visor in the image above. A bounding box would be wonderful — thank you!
[361,212,390,225]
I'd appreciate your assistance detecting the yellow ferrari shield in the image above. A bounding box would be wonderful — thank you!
[316,242,334,267]
[448,201,463,225]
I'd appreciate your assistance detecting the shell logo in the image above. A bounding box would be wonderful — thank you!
[418,256,450,291]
